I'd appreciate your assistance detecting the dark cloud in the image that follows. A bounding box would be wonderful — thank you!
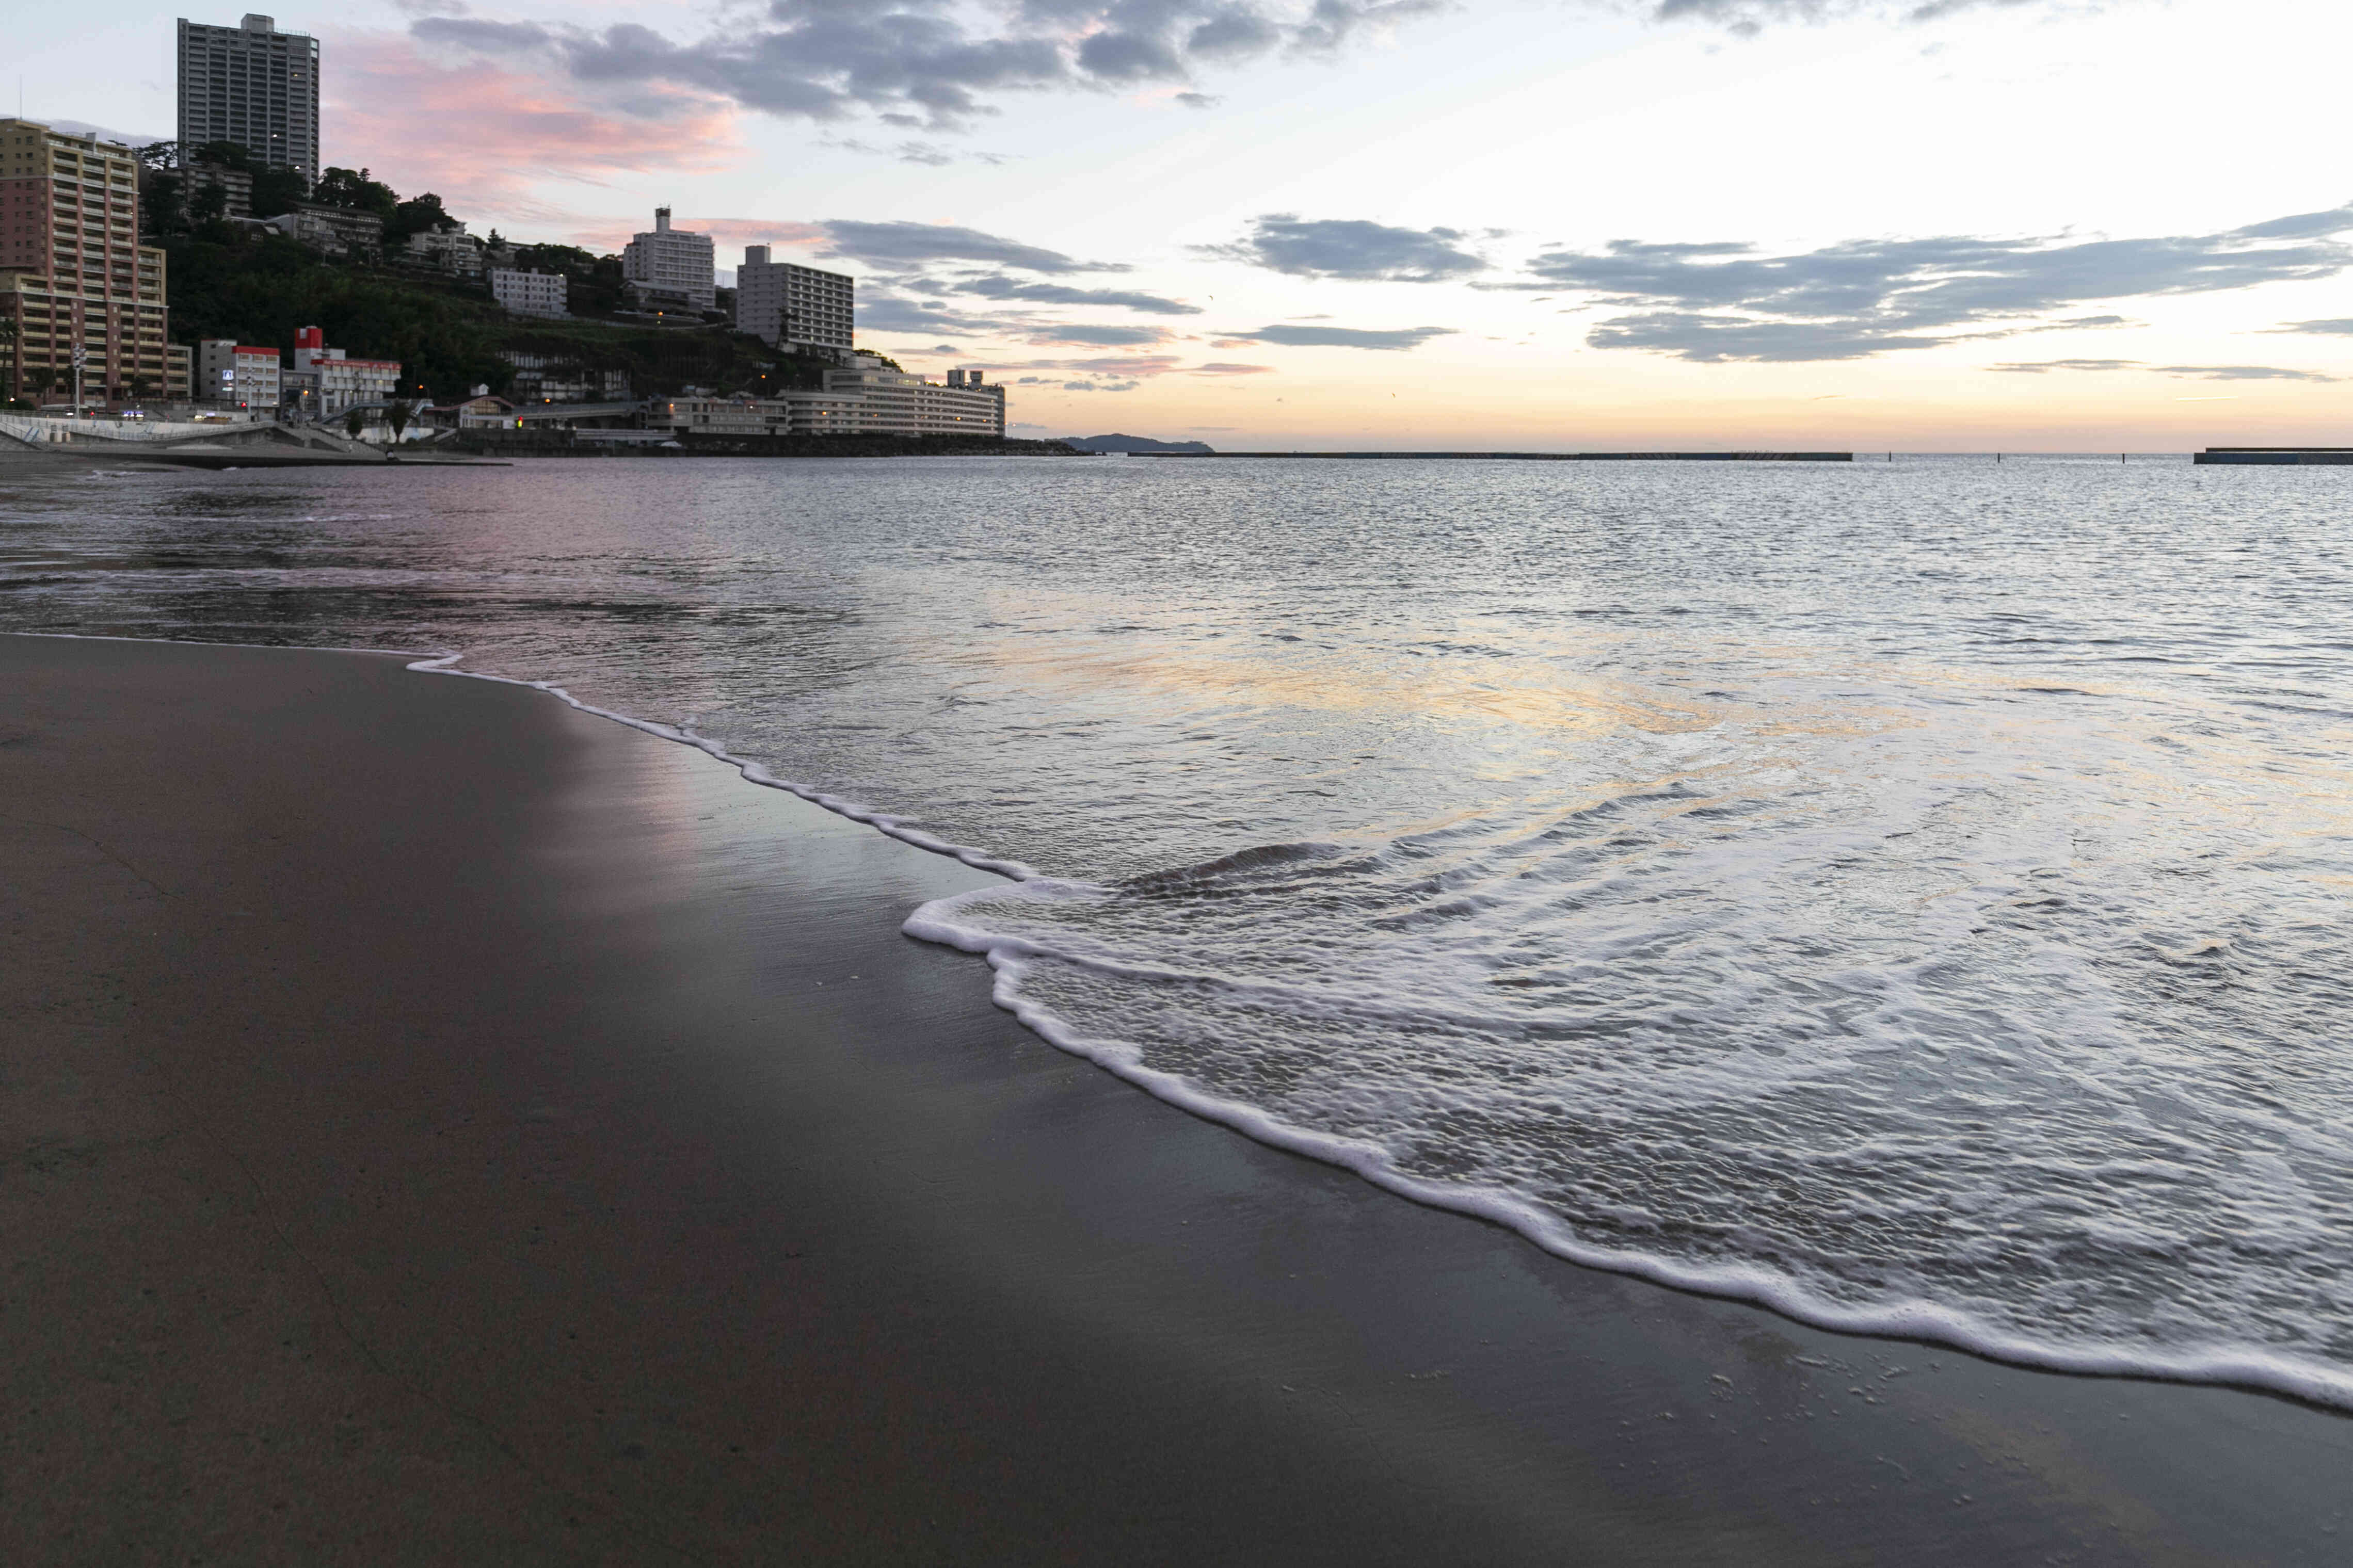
[1224,324,1455,350]
[857,296,1001,334]
[415,0,1445,132]
[1525,206,2353,362]
[2270,317,2353,335]
[820,220,1109,274]
[956,275,1202,314]
[1203,214,1489,281]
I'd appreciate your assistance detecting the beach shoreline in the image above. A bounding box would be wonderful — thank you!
[5,631,2348,1565]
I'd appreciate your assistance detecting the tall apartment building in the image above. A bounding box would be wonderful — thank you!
[735,245,854,355]
[177,14,321,183]
[0,119,170,405]
[621,208,714,314]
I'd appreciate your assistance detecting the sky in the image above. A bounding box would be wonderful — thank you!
[15,0,2353,448]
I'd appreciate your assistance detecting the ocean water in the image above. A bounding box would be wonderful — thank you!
[7,452,2351,1407]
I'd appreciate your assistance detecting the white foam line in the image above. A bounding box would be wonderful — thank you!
[18,632,2350,1412]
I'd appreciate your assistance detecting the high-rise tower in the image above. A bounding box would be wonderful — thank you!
[176,14,320,183]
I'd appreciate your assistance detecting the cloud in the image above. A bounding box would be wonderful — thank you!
[1203,213,1490,281]
[1224,324,1456,350]
[1021,324,1180,347]
[1190,362,1277,375]
[1988,358,2338,382]
[1988,358,2142,373]
[321,32,745,227]
[2270,317,2353,335]
[858,296,1002,334]
[819,219,1109,274]
[821,137,1010,167]
[1063,380,1142,392]
[1651,0,2102,35]
[955,275,1202,314]
[413,0,1447,133]
[1525,205,2353,362]
[2153,364,2339,381]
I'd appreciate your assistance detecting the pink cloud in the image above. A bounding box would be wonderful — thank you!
[1191,362,1275,375]
[319,28,747,239]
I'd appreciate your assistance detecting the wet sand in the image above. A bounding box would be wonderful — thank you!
[4,632,2347,1565]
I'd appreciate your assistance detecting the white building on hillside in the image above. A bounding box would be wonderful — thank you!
[821,363,1003,437]
[735,245,854,355]
[490,268,569,319]
[622,207,714,314]
[405,223,483,278]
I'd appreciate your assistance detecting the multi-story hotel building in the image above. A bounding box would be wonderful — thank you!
[177,14,321,183]
[643,365,1005,440]
[621,208,714,314]
[735,246,854,355]
[0,119,170,406]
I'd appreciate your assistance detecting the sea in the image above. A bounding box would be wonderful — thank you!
[6,451,2350,1409]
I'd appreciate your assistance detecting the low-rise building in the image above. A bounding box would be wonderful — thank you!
[198,338,280,408]
[490,268,568,319]
[501,350,626,403]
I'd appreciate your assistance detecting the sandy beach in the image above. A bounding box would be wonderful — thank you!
[5,631,2348,1565]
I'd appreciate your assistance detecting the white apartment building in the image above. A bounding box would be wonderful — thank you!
[283,325,399,417]
[735,245,854,354]
[490,268,569,319]
[177,14,320,183]
[622,208,715,314]
[198,338,280,409]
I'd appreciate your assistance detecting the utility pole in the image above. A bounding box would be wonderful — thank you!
[72,343,85,413]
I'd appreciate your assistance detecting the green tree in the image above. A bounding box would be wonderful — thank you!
[191,139,252,171]
[345,407,365,439]
[311,167,398,218]
[187,182,229,224]
[249,165,309,220]
[134,140,178,170]
[388,399,413,441]
[142,171,186,237]
[387,193,454,247]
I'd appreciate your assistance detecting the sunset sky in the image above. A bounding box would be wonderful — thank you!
[20,0,2353,447]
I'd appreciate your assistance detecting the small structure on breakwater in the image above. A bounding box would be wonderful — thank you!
[1138,450,1854,462]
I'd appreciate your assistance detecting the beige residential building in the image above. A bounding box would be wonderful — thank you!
[0,119,170,405]
[821,364,1004,437]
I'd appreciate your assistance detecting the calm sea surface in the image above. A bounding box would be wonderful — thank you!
[7,453,2350,1404]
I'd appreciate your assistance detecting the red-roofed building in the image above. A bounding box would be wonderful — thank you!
[284,325,401,419]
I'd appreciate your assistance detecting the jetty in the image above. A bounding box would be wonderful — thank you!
[2194,448,2353,465]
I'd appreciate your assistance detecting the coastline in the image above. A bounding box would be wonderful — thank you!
[5,632,2348,1564]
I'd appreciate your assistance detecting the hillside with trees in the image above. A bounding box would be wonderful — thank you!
[135,149,861,403]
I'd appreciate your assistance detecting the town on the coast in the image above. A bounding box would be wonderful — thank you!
[0,13,1019,455]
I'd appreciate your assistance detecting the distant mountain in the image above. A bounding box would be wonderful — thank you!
[1063,433,1215,455]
